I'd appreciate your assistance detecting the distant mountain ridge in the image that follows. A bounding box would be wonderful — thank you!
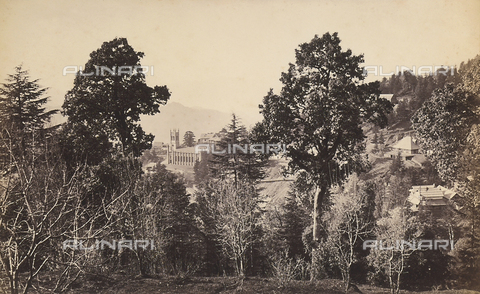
[140,102,233,144]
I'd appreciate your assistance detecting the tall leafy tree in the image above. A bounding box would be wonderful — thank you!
[411,84,478,183]
[62,38,170,164]
[453,55,480,288]
[412,77,480,288]
[183,130,196,147]
[256,32,392,243]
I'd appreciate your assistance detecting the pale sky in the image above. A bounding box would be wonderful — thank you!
[1,0,479,128]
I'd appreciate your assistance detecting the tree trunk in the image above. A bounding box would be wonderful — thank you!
[11,271,18,294]
[311,185,327,281]
[239,258,244,276]
[313,186,327,244]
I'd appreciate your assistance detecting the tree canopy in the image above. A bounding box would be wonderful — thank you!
[183,130,196,147]
[411,84,478,183]
[62,38,170,164]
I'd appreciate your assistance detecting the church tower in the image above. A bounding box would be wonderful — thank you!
[170,129,180,150]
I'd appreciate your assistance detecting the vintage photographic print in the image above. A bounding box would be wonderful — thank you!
[0,0,479,293]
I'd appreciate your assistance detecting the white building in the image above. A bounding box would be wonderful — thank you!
[408,184,462,217]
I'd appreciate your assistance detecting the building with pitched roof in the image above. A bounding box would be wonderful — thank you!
[392,135,420,155]
[408,184,462,217]
[385,135,427,166]
[197,132,222,145]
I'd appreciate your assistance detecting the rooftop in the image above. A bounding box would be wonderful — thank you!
[392,136,420,151]
[171,146,198,153]
[408,184,458,211]
[379,94,394,101]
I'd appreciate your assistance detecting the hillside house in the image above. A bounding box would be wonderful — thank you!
[385,135,427,166]
[391,135,419,156]
[407,184,462,218]
[197,132,222,145]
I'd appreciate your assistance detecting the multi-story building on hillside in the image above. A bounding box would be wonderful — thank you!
[407,184,463,218]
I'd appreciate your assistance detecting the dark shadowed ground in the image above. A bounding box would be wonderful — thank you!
[58,274,480,294]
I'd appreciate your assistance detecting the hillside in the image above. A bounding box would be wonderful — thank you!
[258,158,294,210]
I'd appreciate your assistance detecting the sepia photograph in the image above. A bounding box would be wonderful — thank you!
[0,0,479,293]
